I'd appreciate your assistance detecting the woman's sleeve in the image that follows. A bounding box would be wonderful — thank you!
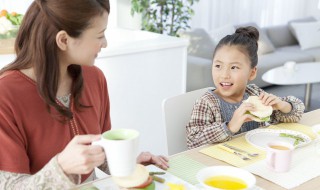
[0,155,80,190]
[186,98,233,149]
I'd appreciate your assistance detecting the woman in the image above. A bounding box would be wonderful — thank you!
[0,0,168,189]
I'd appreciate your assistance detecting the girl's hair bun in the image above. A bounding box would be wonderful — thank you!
[235,26,259,42]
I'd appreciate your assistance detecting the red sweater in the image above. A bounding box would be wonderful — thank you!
[0,66,111,181]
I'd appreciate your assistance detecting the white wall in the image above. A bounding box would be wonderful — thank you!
[0,0,33,14]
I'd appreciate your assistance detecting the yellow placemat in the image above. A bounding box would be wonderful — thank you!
[268,123,316,140]
[199,136,266,167]
[199,123,315,168]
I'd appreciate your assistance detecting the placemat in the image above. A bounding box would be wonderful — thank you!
[244,142,320,189]
[167,154,206,185]
[199,123,315,168]
[199,136,266,167]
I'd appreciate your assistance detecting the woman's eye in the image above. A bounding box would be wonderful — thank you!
[231,66,239,69]
[214,65,221,69]
[98,36,105,39]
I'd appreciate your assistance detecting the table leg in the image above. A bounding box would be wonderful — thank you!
[304,83,312,110]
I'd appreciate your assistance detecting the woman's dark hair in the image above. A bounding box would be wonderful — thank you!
[213,26,259,68]
[0,0,110,120]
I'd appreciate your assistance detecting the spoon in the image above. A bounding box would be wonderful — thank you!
[223,144,259,157]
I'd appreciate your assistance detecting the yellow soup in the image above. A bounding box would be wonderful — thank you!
[204,175,247,189]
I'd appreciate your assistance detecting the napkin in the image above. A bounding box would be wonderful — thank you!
[243,142,320,189]
[199,136,266,167]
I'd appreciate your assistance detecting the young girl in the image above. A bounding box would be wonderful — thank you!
[0,0,168,189]
[186,26,305,149]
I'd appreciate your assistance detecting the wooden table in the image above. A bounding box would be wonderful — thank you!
[75,109,320,190]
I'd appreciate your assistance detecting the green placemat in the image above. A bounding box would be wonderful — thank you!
[167,154,206,185]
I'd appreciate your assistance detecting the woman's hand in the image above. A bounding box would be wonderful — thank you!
[57,135,106,175]
[137,152,169,170]
[259,93,292,113]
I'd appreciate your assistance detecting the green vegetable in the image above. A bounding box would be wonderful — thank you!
[149,171,166,175]
[152,175,165,183]
[279,133,305,146]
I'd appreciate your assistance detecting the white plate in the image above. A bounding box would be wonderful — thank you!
[245,129,311,150]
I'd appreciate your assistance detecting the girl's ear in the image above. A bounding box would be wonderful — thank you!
[248,67,257,81]
[56,30,69,51]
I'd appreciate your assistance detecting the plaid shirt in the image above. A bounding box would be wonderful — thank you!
[186,84,305,149]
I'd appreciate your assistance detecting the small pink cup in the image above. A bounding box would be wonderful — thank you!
[266,141,294,172]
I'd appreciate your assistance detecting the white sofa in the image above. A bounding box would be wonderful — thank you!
[182,17,320,91]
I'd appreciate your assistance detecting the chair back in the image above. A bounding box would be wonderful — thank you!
[162,87,212,155]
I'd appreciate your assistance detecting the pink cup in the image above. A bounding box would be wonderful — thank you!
[266,141,294,172]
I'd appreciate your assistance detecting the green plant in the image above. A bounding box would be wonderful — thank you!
[131,0,199,36]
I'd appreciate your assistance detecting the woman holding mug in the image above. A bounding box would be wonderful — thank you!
[0,0,168,189]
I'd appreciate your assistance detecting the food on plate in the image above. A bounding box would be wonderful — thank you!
[279,133,305,146]
[112,164,155,190]
[245,96,272,122]
[204,175,247,189]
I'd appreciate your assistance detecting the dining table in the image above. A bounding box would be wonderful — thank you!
[74,109,320,190]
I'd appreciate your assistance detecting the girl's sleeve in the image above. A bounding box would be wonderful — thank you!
[271,96,305,123]
[0,155,79,190]
[248,84,305,123]
[186,98,233,149]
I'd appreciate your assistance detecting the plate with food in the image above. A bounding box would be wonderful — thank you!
[245,128,311,150]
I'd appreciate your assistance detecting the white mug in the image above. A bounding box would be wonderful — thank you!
[283,61,296,72]
[92,128,139,177]
[266,141,294,172]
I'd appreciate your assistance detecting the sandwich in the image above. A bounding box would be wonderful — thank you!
[245,96,272,122]
[112,164,155,190]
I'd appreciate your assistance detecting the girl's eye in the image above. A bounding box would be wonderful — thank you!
[214,64,221,69]
[98,35,105,39]
[231,66,239,69]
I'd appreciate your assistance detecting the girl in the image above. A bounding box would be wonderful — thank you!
[186,26,305,149]
[0,0,168,189]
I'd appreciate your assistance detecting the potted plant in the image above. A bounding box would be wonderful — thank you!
[0,9,23,54]
[130,0,199,37]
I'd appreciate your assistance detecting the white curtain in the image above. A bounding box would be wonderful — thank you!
[190,0,317,31]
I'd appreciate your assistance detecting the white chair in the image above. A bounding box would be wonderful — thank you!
[162,87,212,155]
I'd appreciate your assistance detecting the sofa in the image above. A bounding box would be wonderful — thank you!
[181,17,320,92]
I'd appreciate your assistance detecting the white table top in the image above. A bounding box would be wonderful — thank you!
[262,62,320,85]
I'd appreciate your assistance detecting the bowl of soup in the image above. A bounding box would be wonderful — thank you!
[197,166,256,190]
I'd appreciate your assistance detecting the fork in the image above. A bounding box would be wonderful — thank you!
[223,144,259,157]
[218,145,251,161]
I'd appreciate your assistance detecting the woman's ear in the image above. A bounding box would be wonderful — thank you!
[56,30,69,51]
[248,67,257,81]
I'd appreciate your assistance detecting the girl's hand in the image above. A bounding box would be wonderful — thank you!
[259,93,292,113]
[57,135,106,175]
[137,152,169,170]
[228,102,256,133]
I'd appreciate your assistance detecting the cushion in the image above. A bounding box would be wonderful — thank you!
[290,21,320,50]
[209,24,235,44]
[266,25,298,47]
[179,28,215,59]
[288,16,317,39]
[236,22,275,55]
